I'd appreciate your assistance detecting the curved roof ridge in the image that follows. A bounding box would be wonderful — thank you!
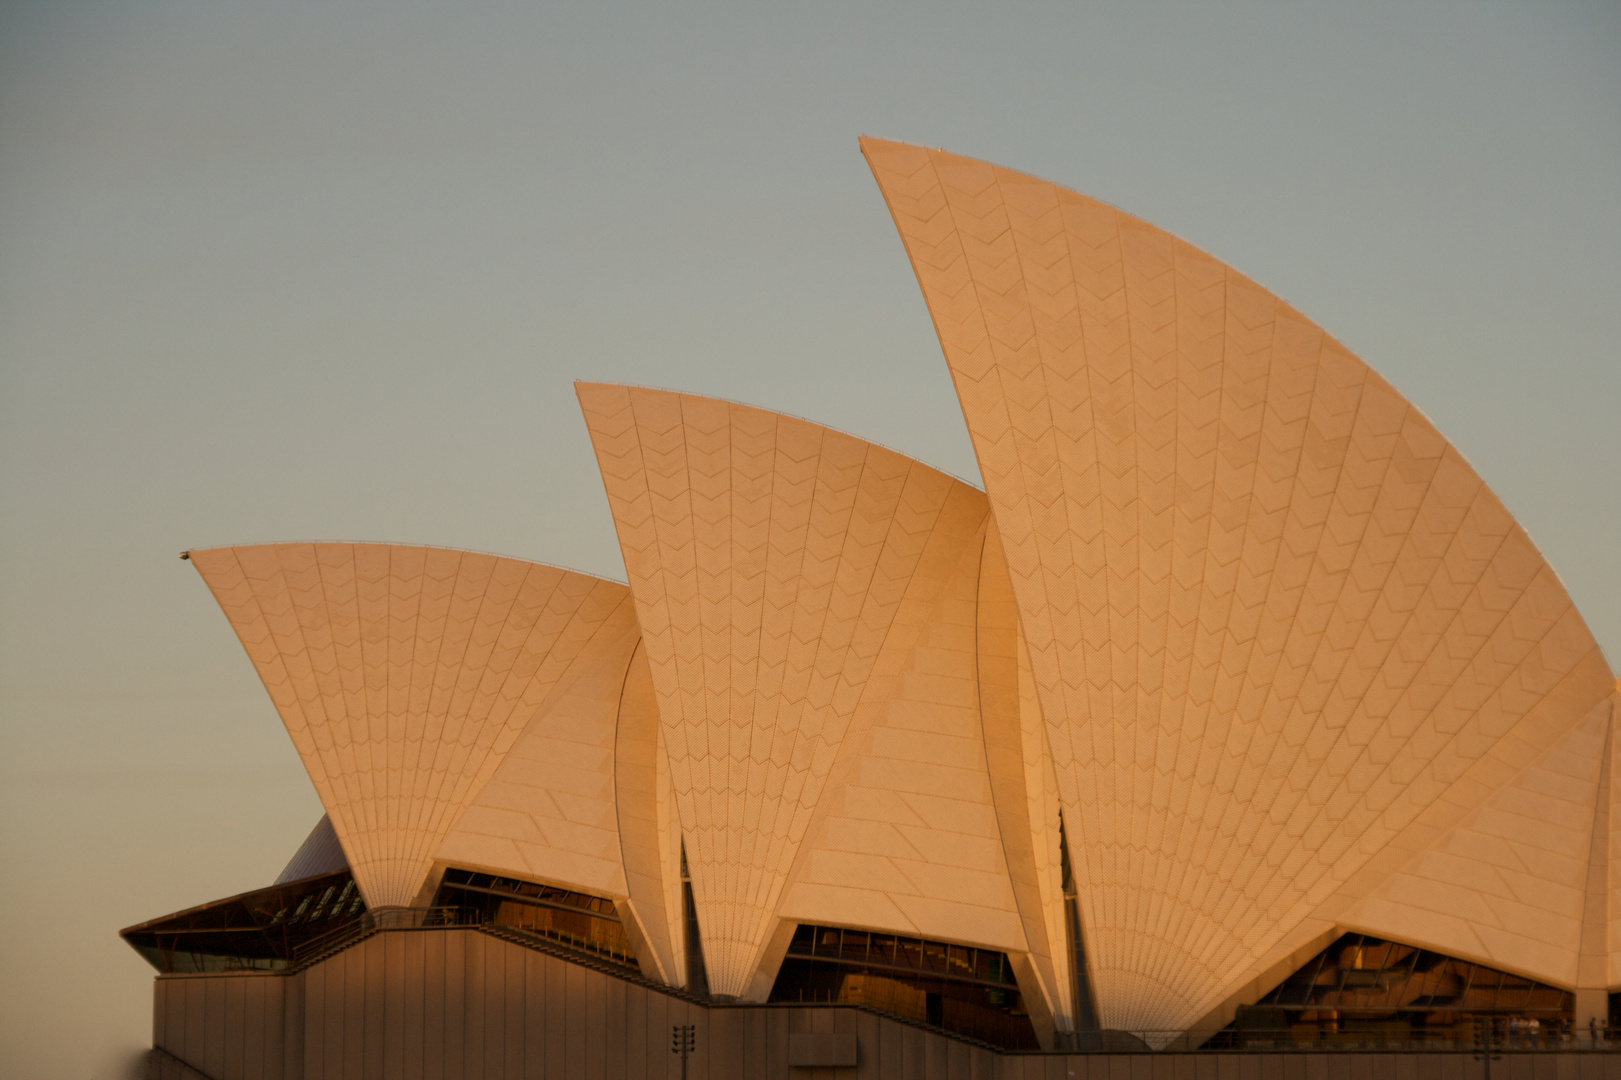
[574,379,984,490]
[185,540,627,587]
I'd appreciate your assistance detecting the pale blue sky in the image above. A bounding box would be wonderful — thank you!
[2,2,1617,1075]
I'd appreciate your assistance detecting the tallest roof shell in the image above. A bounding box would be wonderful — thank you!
[861,136,1614,1033]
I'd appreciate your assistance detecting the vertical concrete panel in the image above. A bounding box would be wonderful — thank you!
[173,980,194,1068]
[853,1012,880,1080]
[222,978,245,1080]
[568,959,591,1078]
[477,935,502,1077]
[401,933,424,1080]
[174,981,195,1071]
[946,1039,970,1080]
[504,938,525,1079]
[443,931,466,1080]
[383,931,406,1080]
[878,1010,903,1079]
[314,953,335,1080]
[284,971,306,1080]
[340,948,363,1080]
[683,1001,708,1080]
[624,981,648,1080]
[364,938,386,1080]
[705,1008,734,1079]
[261,975,283,1080]
[241,979,265,1080]
[187,979,207,1065]
[162,980,185,1059]
[902,1026,926,1080]
[741,1008,767,1080]
[263,976,286,1080]
[463,932,485,1080]
[545,956,568,1078]
[183,980,205,1073]
[604,974,627,1080]
[924,1030,947,1080]
[269,974,291,1080]
[424,931,446,1078]
[310,961,331,1080]
[204,978,228,1079]
[642,976,668,1080]
[523,952,547,1079]
[151,979,167,1055]
[584,966,606,1079]
[766,1006,792,1079]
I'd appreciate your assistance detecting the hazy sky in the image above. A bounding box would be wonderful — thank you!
[1,1,1616,1075]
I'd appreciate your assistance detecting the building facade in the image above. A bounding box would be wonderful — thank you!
[127,138,1620,1075]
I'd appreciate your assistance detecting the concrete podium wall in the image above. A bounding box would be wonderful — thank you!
[153,928,1003,1080]
[151,928,1621,1080]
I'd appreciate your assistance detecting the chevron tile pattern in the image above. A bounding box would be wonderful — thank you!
[577,383,985,996]
[861,137,1616,1034]
[1333,691,1609,984]
[434,590,641,898]
[189,543,634,907]
[779,519,1026,941]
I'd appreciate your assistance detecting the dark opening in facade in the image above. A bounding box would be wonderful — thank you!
[1058,811,1102,1046]
[680,841,709,996]
[432,868,637,972]
[1206,931,1575,1049]
[768,923,1039,1050]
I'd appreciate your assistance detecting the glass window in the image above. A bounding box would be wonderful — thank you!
[768,923,1038,1049]
[432,869,637,972]
[1207,932,1575,1049]
[120,869,366,974]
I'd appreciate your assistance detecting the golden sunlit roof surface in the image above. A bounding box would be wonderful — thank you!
[184,140,1617,1048]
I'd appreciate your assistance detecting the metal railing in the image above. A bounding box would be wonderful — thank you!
[290,906,476,966]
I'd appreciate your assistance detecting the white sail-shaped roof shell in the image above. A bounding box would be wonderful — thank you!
[861,136,1615,1035]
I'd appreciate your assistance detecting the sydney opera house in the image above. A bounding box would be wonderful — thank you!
[128,138,1619,1078]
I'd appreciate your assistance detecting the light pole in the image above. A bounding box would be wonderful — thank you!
[671,1023,696,1080]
